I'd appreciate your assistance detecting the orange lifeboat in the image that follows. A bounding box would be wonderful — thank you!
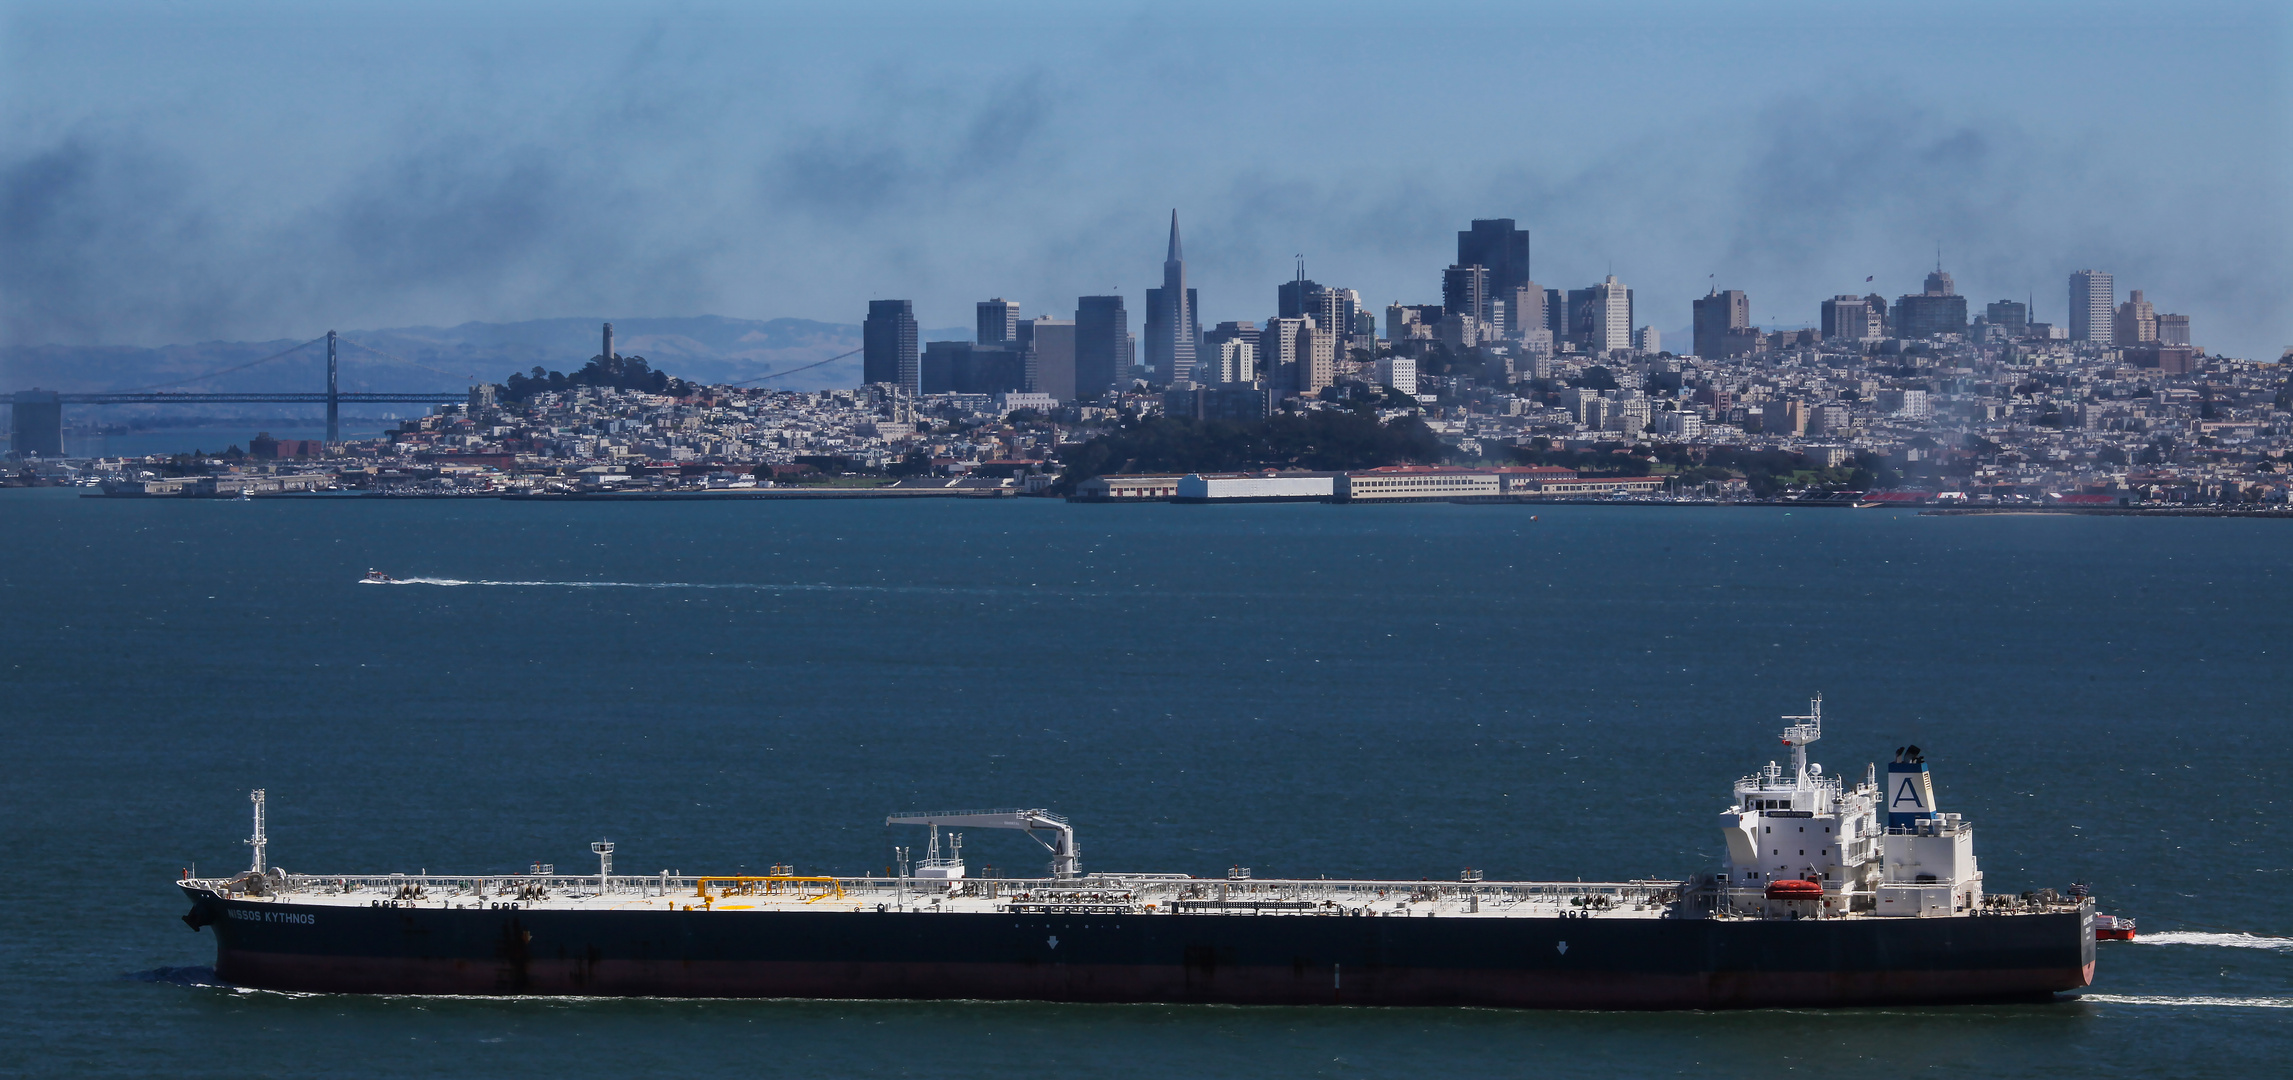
[1765,879,1823,900]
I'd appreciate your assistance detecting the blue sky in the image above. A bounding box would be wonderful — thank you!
[3,0,2286,358]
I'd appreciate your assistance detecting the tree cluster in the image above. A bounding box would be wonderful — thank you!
[1058,411,1446,490]
[1507,441,1898,496]
[502,354,691,402]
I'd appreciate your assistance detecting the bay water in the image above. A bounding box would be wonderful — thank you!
[2,490,2285,1077]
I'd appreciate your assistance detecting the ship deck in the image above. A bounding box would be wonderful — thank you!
[185,871,2089,922]
[189,872,1698,920]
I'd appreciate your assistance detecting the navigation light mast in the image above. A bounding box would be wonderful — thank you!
[1780,694,1823,783]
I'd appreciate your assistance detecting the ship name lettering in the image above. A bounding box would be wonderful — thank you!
[229,909,315,925]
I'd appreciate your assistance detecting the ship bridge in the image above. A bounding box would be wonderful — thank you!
[1717,696,1981,919]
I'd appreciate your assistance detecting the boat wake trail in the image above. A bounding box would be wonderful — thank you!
[2078,994,2293,1009]
[363,577,978,596]
[124,966,224,988]
[2129,931,2293,953]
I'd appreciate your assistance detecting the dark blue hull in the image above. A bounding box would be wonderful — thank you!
[181,888,2095,1008]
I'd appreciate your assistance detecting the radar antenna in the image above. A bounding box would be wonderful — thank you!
[1779,694,1822,782]
[245,789,268,874]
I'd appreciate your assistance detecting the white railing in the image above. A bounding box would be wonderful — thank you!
[192,871,1689,910]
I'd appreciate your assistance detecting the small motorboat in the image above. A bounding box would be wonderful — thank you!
[362,569,397,584]
[2095,913,2137,941]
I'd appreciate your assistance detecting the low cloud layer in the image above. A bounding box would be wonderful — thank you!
[3,1,2285,364]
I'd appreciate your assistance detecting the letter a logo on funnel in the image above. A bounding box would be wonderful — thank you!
[1893,778,1927,809]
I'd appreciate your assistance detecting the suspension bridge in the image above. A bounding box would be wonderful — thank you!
[11,331,475,457]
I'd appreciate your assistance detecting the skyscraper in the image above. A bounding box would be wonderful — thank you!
[1566,287,1596,349]
[1300,322,1336,394]
[1983,300,2028,339]
[2114,290,2158,345]
[1588,276,1633,355]
[9,390,62,457]
[1017,317,1076,400]
[1258,316,1308,392]
[863,299,918,393]
[1442,265,1491,325]
[1694,289,1750,358]
[1311,287,1358,357]
[1822,295,1879,342]
[1891,268,1968,339]
[1504,283,1546,341]
[1074,295,1129,399]
[1456,219,1531,298]
[2069,270,2114,344]
[1142,211,1199,386]
[1200,321,1258,384]
[920,340,964,394]
[977,299,1020,345]
[2156,313,2191,347]
[922,341,1025,395]
[1865,293,1890,337]
[1277,276,1321,319]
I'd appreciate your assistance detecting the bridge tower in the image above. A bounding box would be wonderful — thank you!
[325,330,339,446]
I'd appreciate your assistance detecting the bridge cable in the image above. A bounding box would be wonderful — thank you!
[114,336,327,392]
[726,347,863,387]
[334,337,479,382]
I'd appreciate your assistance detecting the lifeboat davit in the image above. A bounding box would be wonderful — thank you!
[1765,879,1824,900]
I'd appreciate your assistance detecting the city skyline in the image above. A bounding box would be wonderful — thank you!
[865,228,2230,361]
[889,211,2222,369]
[1,1,2282,364]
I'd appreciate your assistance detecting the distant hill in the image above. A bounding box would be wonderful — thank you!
[0,316,971,396]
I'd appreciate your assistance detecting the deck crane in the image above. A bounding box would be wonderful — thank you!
[886,808,1080,879]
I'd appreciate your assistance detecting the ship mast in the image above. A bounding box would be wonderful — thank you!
[1779,694,1822,784]
[245,789,267,874]
[592,840,615,895]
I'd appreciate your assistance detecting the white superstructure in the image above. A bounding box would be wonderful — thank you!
[1718,695,1983,917]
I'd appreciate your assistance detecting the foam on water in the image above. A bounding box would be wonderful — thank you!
[2129,931,2293,953]
[2078,994,2293,1009]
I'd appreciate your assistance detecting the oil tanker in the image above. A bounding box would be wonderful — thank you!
[177,698,2100,1008]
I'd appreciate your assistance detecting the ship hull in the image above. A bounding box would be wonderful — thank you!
[183,890,2095,1009]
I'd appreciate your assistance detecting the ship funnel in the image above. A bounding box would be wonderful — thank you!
[1884,758,1937,828]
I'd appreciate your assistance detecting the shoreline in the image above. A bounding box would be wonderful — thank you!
[43,488,2293,515]
[1916,506,2293,518]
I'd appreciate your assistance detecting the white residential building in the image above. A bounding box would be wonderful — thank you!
[1375,354,1418,396]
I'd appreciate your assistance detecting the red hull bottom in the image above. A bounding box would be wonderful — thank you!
[218,952,2096,1009]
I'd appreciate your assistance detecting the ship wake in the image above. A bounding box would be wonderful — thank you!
[2128,931,2293,953]
[2077,994,2293,1009]
[363,577,969,594]
[123,966,223,987]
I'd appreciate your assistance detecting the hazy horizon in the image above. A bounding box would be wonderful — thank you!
[4,0,2286,361]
